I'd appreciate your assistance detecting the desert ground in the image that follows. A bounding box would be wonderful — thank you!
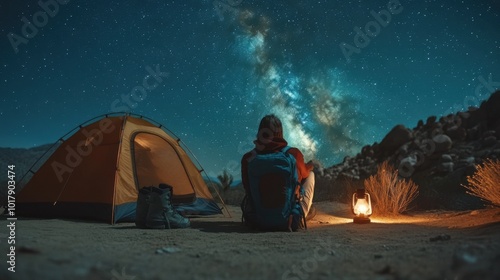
[1,202,499,280]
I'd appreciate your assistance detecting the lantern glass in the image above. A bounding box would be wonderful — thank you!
[352,189,372,217]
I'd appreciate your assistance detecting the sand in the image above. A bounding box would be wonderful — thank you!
[1,202,499,280]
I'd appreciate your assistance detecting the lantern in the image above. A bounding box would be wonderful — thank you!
[352,189,372,224]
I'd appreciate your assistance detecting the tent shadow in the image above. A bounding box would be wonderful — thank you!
[110,225,138,230]
[191,220,252,233]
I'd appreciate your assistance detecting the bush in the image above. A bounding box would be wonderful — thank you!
[463,158,500,207]
[217,169,233,192]
[364,161,419,215]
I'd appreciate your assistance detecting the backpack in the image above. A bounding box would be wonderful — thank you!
[241,146,306,231]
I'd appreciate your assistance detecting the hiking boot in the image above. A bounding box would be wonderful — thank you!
[306,205,317,221]
[146,184,191,229]
[135,186,153,229]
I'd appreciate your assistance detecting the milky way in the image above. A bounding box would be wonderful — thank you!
[233,8,378,161]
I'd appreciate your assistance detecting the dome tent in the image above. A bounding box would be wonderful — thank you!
[17,113,224,224]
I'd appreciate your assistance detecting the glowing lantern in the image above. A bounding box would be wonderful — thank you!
[352,189,372,224]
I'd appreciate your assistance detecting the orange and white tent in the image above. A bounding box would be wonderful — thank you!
[17,113,222,223]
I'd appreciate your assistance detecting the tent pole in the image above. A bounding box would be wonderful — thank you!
[53,170,74,206]
[202,171,232,218]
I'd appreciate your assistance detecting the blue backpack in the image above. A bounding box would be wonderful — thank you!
[242,146,306,231]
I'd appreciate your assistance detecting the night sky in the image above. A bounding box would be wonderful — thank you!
[1,0,499,177]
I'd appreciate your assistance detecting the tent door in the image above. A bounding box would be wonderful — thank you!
[131,132,196,204]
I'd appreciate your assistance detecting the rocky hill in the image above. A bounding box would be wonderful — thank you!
[314,90,500,211]
[0,143,57,204]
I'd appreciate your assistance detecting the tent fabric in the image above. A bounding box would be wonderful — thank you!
[176,198,223,215]
[16,114,222,223]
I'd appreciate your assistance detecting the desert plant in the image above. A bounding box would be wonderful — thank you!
[217,169,233,192]
[463,158,500,207]
[364,161,419,215]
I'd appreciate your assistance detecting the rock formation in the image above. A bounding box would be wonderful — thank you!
[317,91,500,211]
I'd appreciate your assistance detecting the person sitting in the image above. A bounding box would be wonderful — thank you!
[241,114,316,230]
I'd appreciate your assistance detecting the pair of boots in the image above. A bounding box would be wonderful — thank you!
[136,184,190,229]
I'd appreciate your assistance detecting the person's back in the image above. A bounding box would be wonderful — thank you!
[241,114,316,231]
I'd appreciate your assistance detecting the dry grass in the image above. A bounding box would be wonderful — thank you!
[463,158,500,207]
[364,161,419,215]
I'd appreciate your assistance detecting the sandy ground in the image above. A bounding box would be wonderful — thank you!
[1,202,500,280]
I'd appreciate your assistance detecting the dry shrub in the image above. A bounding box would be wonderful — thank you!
[364,161,419,215]
[463,158,500,207]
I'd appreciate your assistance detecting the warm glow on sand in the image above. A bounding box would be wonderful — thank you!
[311,202,496,228]
[313,213,479,227]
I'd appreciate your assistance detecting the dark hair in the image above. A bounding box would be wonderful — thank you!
[257,114,283,140]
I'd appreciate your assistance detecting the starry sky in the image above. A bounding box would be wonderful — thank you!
[1,0,499,177]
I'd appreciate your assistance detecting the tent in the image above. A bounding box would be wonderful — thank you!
[17,113,225,223]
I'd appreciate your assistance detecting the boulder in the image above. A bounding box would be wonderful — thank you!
[446,126,467,141]
[441,154,453,163]
[433,134,453,152]
[379,125,413,155]
[482,130,496,138]
[483,90,500,123]
[482,136,497,147]
[417,119,424,129]
[399,155,419,177]
[465,104,487,129]
[426,116,437,126]
[361,145,374,157]
[438,162,454,173]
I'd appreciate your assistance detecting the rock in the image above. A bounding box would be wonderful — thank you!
[361,145,372,156]
[459,156,475,165]
[452,244,485,269]
[482,130,496,138]
[458,111,470,120]
[426,116,437,126]
[473,149,491,159]
[156,247,181,254]
[18,246,41,254]
[417,119,424,128]
[495,124,500,138]
[433,134,453,152]
[446,126,467,141]
[430,234,451,242]
[441,154,453,162]
[376,265,392,275]
[467,126,482,140]
[483,90,500,121]
[465,100,488,129]
[379,125,413,155]
[451,243,493,280]
[343,156,351,164]
[438,162,454,173]
[482,136,497,147]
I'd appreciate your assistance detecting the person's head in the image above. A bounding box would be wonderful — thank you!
[257,114,283,143]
